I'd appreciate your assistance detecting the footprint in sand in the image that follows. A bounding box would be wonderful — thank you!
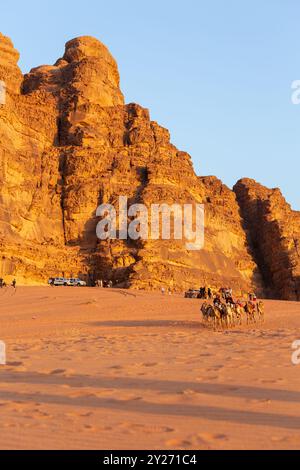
[6,361,23,367]
[69,391,96,399]
[166,433,227,449]
[165,439,192,448]
[65,410,88,420]
[195,432,228,445]
[247,398,272,406]
[271,436,290,443]
[120,422,174,435]
[125,396,143,402]
[83,424,97,432]
[50,369,67,375]
[34,410,53,419]
[206,366,223,372]
[260,379,280,384]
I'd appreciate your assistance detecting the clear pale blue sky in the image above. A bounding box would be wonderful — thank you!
[2,0,300,208]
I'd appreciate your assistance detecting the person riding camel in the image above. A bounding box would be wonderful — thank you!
[226,295,235,306]
[213,294,222,309]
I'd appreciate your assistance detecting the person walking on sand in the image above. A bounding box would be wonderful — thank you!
[11,279,16,289]
[161,287,165,296]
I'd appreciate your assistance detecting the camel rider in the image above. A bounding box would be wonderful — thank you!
[249,292,256,302]
[226,295,234,305]
[213,294,221,308]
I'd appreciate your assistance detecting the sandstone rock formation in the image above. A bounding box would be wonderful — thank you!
[234,179,300,300]
[0,32,296,297]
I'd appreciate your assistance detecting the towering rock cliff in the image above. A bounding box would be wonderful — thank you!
[234,179,300,300]
[0,32,294,297]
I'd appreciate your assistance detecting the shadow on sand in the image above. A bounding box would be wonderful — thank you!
[1,370,300,430]
[85,320,205,329]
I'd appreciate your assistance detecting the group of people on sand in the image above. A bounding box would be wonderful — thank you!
[95,279,113,288]
[199,286,257,306]
[161,287,173,296]
[0,278,16,289]
[198,286,233,301]
[213,289,258,310]
[201,287,264,329]
[198,287,213,299]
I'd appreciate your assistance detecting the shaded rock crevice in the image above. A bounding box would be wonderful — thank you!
[234,179,300,300]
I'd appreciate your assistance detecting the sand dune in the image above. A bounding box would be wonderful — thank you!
[0,287,300,449]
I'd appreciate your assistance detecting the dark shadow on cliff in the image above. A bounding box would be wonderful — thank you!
[72,164,149,286]
[234,185,298,300]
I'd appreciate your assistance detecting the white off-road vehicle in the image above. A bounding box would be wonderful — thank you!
[48,277,65,286]
[48,277,87,287]
[65,278,87,287]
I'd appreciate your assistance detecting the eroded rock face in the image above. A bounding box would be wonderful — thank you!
[0,33,283,295]
[0,32,22,93]
[234,179,300,300]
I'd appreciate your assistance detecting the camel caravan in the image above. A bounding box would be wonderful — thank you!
[193,287,265,329]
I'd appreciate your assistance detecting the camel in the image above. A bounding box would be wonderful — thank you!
[201,302,221,329]
[244,301,256,324]
[256,301,265,323]
[201,296,266,330]
[233,304,243,326]
[201,302,210,323]
[220,303,235,329]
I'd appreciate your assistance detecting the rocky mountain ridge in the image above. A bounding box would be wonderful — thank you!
[0,33,299,299]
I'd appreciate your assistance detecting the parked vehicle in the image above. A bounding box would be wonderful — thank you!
[184,289,200,299]
[48,277,65,286]
[66,278,87,287]
[48,277,86,287]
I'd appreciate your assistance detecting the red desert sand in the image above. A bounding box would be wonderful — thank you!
[0,287,300,450]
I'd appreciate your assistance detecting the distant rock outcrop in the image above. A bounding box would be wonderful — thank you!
[0,33,296,297]
[234,179,300,300]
